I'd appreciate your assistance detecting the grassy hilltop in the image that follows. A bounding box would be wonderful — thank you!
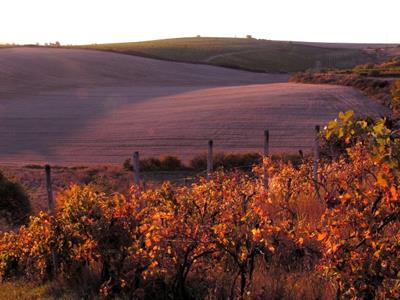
[75,37,381,73]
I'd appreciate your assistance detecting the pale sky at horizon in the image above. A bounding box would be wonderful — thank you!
[1,0,399,45]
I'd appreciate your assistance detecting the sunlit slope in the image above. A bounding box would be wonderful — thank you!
[77,37,378,73]
[0,48,388,165]
[0,47,286,93]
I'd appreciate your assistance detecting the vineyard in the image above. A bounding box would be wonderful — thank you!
[0,111,399,299]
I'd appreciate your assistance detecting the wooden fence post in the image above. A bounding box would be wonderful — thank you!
[314,125,320,197]
[263,130,269,189]
[133,151,140,186]
[45,164,55,214]
[299,149,304,159]
[45,164,57,277]
[207,140,213,180]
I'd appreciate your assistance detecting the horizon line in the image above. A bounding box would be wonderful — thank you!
[1,36,399,47]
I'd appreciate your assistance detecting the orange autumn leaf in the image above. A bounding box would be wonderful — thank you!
[317,232,327,241]
[377,173,388,188]
[390,186,398,199]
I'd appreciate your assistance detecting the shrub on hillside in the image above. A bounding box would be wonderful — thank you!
[291,71,394,110]
[0,172,31,225]
[123,153,262,173]
[159,155,183,170]
[189,152,262,171]
[122,158,133,171]
[368,69,381,77]
[140,157,162,171]
[123,156,184,172]
[391,80,400,111]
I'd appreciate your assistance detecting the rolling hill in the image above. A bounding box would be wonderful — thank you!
[0,47,389,165]
[75,37,387,73]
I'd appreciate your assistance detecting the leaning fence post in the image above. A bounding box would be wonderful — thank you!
[207,140,213,180]
[314,125,320,197]
[133,151,140,186]
[263,130,269,190]
[45,164,55,214]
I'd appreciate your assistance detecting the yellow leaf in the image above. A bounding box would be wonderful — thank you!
[339,110,354,123]
[327,119,338,130]
[357,120,368,129]
[373,121,385,135]
[338,128,344,138]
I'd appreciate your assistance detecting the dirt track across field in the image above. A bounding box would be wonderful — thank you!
[0,48,389,165]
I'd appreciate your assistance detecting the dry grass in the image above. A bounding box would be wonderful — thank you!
[249,265,335,300]
[0,282,58,300]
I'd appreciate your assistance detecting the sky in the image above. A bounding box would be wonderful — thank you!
[1,0,399,45]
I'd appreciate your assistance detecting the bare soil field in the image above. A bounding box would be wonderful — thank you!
[0,48,389,166]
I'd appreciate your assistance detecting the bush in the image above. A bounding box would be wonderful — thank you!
[0,172,31,225]
[188,154,207,170]
[159,155,183,170]
[0,185,155,296]
[319,111,377,160]
[391,80,400,111]
[190,152,262,171]
[122,158,132,171]
[140,157,162,171]
[368,69,381,77]
[124,153,263,172]
[123,156,184,172]
[319,112,400,299]
[291,70,393,112]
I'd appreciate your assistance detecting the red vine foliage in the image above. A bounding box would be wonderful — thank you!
[0,111,399,299]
